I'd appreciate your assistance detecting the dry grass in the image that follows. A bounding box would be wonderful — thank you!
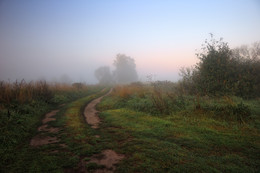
[50,82,87,92]
[0,80,88,105]
[112,83,148,99]
[0,80,49,104]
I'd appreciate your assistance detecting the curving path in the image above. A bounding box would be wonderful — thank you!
[83,88,125,173]
[84,88,112,129]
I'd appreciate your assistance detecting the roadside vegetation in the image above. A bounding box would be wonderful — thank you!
[95,36,260,172]
[0,80,104,172]
[97,83,259,172]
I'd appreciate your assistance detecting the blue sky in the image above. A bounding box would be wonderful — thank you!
[0,0,259,83]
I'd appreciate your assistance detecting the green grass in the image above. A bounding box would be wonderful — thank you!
[0,86,107,172]
[0,100,52,172]
[58,88,110,157]
[96,95,260,172]
[2,84,259,172]
[85,162,106,171]
[31,87,111,172]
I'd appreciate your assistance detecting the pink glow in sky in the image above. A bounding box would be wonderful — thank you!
[0,0,259,83]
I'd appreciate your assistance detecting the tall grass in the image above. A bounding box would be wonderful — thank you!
[0,80,89,106]
[105,81,257,124]
[0,80,51,105]
[97,83,260,172]
[112,82,148,99]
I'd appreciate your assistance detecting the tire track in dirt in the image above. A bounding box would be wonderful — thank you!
[84,88,112,129]
[83,88,125,173]
[30,106,66,148]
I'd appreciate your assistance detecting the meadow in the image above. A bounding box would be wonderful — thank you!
[1,38,260,172]
[1,0,259,172]
[97,83,260,172]
[0,80,104,172]
[0,80,259,172]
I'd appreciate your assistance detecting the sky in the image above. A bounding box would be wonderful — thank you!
[0,0,259,83]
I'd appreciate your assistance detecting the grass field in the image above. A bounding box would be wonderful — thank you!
[96,85,260,172]
[1,82,259,172]
[0,82,107,172]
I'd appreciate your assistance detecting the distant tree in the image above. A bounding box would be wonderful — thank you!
[94,66,113,85]
[231,42,260,98]
[178,66,198,95]
[60,74,72,84]
[113,54,138,84]
[232,42,260,60]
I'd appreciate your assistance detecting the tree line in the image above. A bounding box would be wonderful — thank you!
[95,54,138,85]
[95,35,259,99]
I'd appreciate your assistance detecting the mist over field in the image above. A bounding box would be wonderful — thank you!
[0,0,259,84]
[1,1,260,172]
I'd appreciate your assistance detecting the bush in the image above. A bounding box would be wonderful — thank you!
[178,35,260,98]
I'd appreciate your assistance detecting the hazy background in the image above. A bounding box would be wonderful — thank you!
[0,0,259,84]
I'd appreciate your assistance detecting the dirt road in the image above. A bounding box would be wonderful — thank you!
[83,88,125,173]
[84,88,112,129]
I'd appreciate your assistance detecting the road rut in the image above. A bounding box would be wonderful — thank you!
[83,88,125,173]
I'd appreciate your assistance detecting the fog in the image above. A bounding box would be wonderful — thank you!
[0,0,259,84]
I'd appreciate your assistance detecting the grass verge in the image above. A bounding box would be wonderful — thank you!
[96,95,260,172]
[0,86,106,172]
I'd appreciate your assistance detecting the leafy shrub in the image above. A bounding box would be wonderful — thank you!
[178,35,260,98]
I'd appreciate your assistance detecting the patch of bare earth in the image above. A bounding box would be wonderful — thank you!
[38,124,60,133]
[30,109,62,147]
[82,89,125,172]
[30,135,59,146]
[75,150,124,173]
[84,89,112,129]
[89,150,125,173]
[42,110,59,124]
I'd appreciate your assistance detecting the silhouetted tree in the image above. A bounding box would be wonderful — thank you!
[113,54,138,84]
[95,66,113,85]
